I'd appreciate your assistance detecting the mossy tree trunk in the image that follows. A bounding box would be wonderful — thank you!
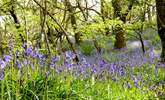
[156,0,165,62]
[112,0,125,49]
[114,26,126,49]
[112,0,134,49]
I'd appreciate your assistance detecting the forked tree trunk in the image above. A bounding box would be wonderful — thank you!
[156,0,165,62]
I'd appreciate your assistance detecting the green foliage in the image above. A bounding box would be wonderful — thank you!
[79,41,95,56]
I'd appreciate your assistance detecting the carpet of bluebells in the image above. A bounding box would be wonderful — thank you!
[0,41,165,100]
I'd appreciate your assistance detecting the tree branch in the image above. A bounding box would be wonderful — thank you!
[33,0,79,62]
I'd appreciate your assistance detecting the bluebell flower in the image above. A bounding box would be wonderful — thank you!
[15,60,21,69]
[16,49,19,55]
[91,64,97,74]
[0,71,3,80]
[71,63,76,68]
[58,68,62,73]
[3,55,12,62]
[29,47,34,57]
[51,63,56,69]
[34,48,41,59]
[82,62,91,68]
[112,76,116,81]
[0,60,5,69]
[65,51,72,60]
[133,76,140,88]
[51,56,58,63]
[22,59,28,66]
[51,56,57,68]
[22,46,34,57]
[126,81,131,89]
[40,55,45,65]
[22,42,27,48]
[98,59,107,67]
[15,49,20,59]
[158,80,164,85]
[119,67,125,76]
[109,63,116,73]
[159,63,165,68]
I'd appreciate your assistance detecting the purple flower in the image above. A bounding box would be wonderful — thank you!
[98,59,107,67]
[126,82,131,89]
[0,71,3,80]
[158,80,164,84]
[3,55,12,62]
[51,63,56,69]
[34,48,41,59]
[15,60,21,69]
[109,63,116,73]
[51,56,58,63]
[22,46,34,57]
[159,63,165,68]
[112,76,116,81]
[82,62,91,68]
[58,68,62,73]
[65,51,73,60]
[0,60,5,69]
[22,42,27,48]
[91,64,97,74]
[40,55,45,65]
[22,59,28,66]
[15,49,20,59]
[119,67,125,76]
[133,76,140,88]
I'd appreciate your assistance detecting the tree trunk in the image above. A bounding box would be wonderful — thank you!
[66,0,81,45]
[156,0,165,62]
[112,0,126,49]
[114,25,126,49]
[112,0,134,49]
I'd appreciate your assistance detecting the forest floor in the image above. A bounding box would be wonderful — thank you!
[77,39,160,64]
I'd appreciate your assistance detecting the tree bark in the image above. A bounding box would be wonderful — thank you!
[112,0,125,49]
[65,0,81,45]
[112,0,134,49]
[156,0,165,62]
